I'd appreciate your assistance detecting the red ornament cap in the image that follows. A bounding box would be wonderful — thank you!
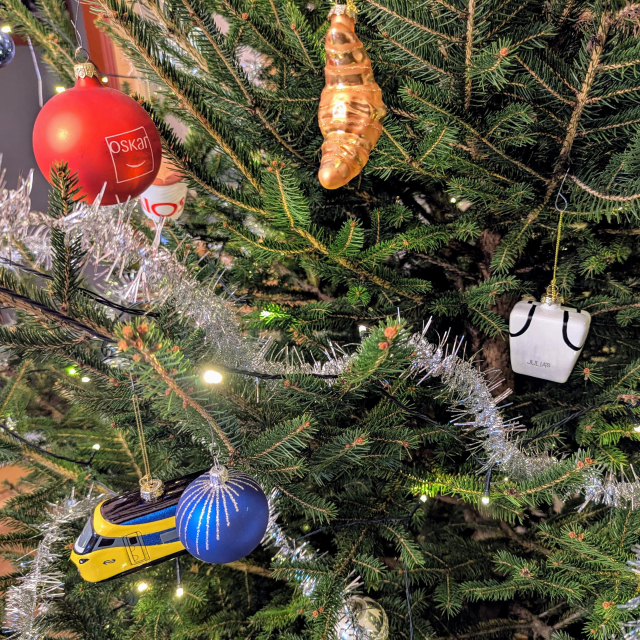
[33,59,162,206]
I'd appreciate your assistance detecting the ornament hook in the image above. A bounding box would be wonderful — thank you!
[74,46,90,63]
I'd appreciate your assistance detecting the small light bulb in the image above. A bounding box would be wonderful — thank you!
[101,76,108,83]
[634,425,640,433]
[260,310,272,318]
[203,369,223,384]
[55,86,66,93]
[450,197,457,204]
[358,325,367,333]
[420,494,427,502]
[68,367,77,375]
[137,582,148,592]
[481,495,490,505]
[8,425,14,431]
[81,376,90,383]
[176,586,184,597]
[1,25,12,33]
[503,477,509,482]
[92,443,101,450]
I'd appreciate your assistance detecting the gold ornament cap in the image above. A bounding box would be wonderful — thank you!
[74,61,97,79]
[139,475,164,502]
[328,1,357,19]
[542,283,563,306]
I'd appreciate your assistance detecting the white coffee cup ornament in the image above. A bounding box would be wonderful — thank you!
[139,158,187,222]
[509,289,590,384]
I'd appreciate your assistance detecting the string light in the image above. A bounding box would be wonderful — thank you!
[101,76,108,83]
[358,325,367,333]
[1,25,11,33]
[449,197,457,204]
[137,582,148,592]
[175,558,183,597]
[503,477,509,482]
[419,495,427,502]
[203,369,223,384]
[481,495,490,505]
[81,376,90,383]
[55,86,66,93]
[67,367,77,376]
[92,443,100,450]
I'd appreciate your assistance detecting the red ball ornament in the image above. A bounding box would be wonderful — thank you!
[33,61,162,206]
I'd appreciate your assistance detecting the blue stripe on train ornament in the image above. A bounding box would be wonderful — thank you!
[176,465,269,564]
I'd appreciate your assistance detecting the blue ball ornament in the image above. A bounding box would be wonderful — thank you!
[176,465,269,564]
[0,32,15,69]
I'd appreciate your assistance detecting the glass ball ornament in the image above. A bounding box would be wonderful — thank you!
[336,596,389,640]
[0,31,15,69]
[176,464,269,564]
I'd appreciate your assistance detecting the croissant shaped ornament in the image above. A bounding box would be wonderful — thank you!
[318,3,386,189]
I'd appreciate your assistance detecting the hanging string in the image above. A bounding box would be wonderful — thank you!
[130,375,151,480]
[404,564,414,640]
[547,167,570,302]
[26,37,43,108]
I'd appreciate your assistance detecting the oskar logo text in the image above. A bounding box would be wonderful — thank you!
[105,127,155,184]
[526,359,551,368]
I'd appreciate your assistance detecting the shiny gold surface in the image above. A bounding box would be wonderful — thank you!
[318,12,386,190]
[74,62,97,79]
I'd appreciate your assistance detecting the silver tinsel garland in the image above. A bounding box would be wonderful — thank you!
[0,166,639,511]
[619,544,640,639]
[3,489,102,639]
[262,493,377,638]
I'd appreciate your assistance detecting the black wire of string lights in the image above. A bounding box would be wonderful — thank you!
[0,419,98,467]
[0,419,116,496]
[0,257,159,318]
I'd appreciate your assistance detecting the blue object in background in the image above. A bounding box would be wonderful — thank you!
[0,32,15,68]
[176,466,269,564]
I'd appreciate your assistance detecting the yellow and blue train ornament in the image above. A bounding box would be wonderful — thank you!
[70,471,201,582]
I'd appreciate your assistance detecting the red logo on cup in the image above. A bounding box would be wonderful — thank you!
[141,197,185,218]
[105,127,155,184]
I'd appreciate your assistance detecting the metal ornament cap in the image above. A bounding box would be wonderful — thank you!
[74,62,96,79]
[328,3,357,19]
[209,464,229,487]
[139,475,164,502]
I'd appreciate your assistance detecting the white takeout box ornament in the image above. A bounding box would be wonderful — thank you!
[509,298,590,383]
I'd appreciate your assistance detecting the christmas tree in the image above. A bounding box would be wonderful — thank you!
[2,0,640,637]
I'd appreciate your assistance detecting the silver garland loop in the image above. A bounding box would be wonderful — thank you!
[3,490,103,639]
[1,164,640,512]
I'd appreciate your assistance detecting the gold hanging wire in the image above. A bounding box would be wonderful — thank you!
[130,374,164,501]
[544,168,570,305]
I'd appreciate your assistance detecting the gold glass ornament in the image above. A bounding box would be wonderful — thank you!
[317,3,386,189]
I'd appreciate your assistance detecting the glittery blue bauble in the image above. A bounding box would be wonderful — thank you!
[176,466,269,564]
[0,32,15,69]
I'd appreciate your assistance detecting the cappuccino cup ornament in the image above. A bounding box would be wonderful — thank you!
[139,158,188,223]
[32,53,162,206]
